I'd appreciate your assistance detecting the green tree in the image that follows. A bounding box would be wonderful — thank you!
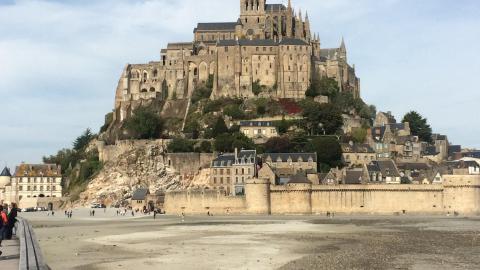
[264,137,292,153]
[223,104,245,120]
[124,107,164,139]
[301,101,343,135]
[252,80,262,96]
[402,111,433,143]
[73,129,95,151]
[212,116,229,136]
[276,118,290,135]
[195,141,213,153]
[168,138,195,153]
[214,133,255,152]
[305,136,343,172]
[351,128,367,143]
[191,85,213,104]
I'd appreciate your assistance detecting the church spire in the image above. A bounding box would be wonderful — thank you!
[340,36,346,51]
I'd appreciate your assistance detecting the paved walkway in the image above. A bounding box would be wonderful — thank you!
[0,237,20,270]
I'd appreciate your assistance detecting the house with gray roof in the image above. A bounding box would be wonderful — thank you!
[364,160,401,184]
[210,149,257,196]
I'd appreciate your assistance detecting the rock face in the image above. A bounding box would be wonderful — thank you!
[76,142,186,207]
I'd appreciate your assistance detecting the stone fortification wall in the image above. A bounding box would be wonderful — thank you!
[309,184,444,215]
[164,175,480,216]
[443,175,480,215]
[164,189,246,215]
[166,153,215,175]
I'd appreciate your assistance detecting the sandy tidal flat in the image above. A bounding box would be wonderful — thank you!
[22,209,480,270]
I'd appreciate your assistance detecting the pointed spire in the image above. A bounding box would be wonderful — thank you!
[288,0,292,9]
[340,36,346,50]
[299,9,302,22]
[305,11,309,22]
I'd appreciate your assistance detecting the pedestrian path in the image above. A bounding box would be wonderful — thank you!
[0,237,20,270]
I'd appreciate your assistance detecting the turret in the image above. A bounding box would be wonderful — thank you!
[0,167,12,188]
[286,0,293,37]
[304,11,311,41]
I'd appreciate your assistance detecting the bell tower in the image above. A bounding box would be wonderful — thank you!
[239,0,267,39]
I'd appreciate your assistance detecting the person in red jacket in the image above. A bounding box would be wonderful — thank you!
[0,204,8,256]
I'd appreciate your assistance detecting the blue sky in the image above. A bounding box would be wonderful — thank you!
[0,0,479,167]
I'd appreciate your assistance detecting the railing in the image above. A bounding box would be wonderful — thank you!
[16,217,49,270]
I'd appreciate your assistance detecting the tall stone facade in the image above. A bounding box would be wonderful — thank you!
[113,0,360,122]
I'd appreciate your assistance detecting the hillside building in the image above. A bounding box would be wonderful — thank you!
[112,0,360,123]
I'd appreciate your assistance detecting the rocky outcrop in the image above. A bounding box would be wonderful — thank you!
[76,141,187,207]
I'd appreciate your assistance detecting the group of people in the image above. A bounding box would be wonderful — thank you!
[0,203,18,257]
[65,210,73,218]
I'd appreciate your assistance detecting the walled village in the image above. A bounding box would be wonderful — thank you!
[1,0,480,216]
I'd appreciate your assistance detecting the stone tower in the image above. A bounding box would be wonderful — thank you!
[245,178,271,214]
[0,167,11,189]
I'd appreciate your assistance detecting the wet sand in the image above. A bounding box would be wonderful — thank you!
[22,209,480,270]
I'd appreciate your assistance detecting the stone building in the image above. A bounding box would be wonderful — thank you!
[0,164,63,207]
[341,143,376,166]
[209,149,257,195]
[130,188,166,212]
[364,160,401,184]
[240,121,278,142]
[112,0,360,123]
[262,152,317,182]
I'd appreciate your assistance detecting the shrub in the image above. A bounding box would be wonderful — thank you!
[168,138,195,153]
[124,106,164,139]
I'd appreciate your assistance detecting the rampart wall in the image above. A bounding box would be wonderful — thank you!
[164,189,246,215]
[164,175,480,216]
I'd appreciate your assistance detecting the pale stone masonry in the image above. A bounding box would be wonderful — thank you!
[209,149,257,195]
[0,164,63,206]
[112,0,360,122]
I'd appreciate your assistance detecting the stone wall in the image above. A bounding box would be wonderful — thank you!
[164,189,246,215]
[166,153,216,175]
[164,175,480,216]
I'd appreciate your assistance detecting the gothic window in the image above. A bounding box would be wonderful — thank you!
[150,87,155,92]
[153,69,158,77]
[257,17,260,23]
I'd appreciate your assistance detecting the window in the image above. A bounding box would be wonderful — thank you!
[256,47,259,52]
[214,177,217,184]
[225,47,229,52]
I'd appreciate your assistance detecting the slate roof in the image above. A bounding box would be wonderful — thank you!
[288,173,310,184]
[448,145,462,156]
[320,48,339,60]
[195,22,237,32]
[341,143,375,154]
[462,151,480,159]
[212,150,257,167]
[14,164,61,177]
[278,38,309,46]
[1,167,11,177]
[344,170,363,184]
[263,153,317,163]
[396,162,430,171]
[132,188,149,201]
[367,160,400,177]
[240,121,275,127]
[217,38,308,47]
[266,4,287,11]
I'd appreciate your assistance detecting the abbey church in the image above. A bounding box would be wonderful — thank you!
[114,0,360,122]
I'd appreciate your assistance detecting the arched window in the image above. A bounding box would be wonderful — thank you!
[153,69,158,77]
[150,87,155,92]
[141,88,148,93]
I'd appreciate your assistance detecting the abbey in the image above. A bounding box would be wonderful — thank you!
[114,0,360,121]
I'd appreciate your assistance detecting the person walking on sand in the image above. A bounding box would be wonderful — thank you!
[92,210,95,217]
